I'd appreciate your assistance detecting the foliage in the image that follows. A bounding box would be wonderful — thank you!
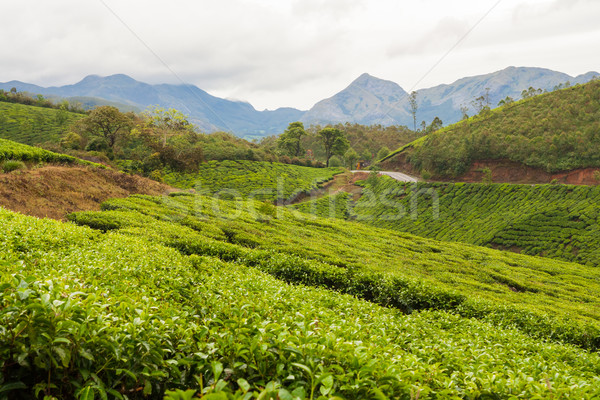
[391,80,600,177]
[0,101,83,146]
[303,123,418,165]
[0,89,85,113]
[78,106,134,149]
[375,146,390,161]
[161,160,342,202]
[289,192,355,219]
[67,192,600,351]
[0,138,100,167]
[318,127,349,167]
[277,121,306,157]
[355,177,600,267]
[3,208,600,398]
[1,160,25,173]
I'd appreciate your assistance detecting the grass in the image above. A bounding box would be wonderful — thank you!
[2,207,600,398]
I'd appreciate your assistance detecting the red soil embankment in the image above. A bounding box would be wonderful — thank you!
[453,160,600,185]
[0,165,174,220]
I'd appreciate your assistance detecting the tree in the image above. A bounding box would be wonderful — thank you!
[425,117,443,134]
[409,91,418,131]
[472,95,490,115]
[277,121,306,157]
[360,149,373,162]
[143,106,194,145]
[521,87,543,99]
[460,104,469,120]
[345,147,359,169]
[318,127,349,167]
[141,107,202,172]
[498,96,514,107]
[81,106,133,149]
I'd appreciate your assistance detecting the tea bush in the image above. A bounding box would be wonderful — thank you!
[2,207,600,398]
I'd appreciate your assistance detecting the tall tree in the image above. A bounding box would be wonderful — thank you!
[409,91,418,131]
[81,106,133,149]
[277,121,306,157]
[318,127,350,167]
[345,147,359,169]
[143,106,194,145]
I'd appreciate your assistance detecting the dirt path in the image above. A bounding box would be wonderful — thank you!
[286,172,368,205]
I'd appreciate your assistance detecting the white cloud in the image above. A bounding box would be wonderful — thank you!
[0,0,598,110]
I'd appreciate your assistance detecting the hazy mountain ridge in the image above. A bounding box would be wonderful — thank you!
[302,66,599,128]
[0,75,304,137]
[1,66,597,137]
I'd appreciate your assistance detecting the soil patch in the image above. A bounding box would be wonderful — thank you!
[0,165,174,220]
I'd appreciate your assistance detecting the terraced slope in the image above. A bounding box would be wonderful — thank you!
[0,137,88,165]
[353,177,600,267]
[68,192,600,350]
[163,160,342,201]
[2,208,600,398]
[0,101,83,145]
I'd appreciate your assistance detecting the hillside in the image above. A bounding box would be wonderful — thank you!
[0,137,171,219]
[3,207,600,397]
[0,101,83,146]
[162,160,342,201]
[68,193,600,349]
[350,176,600,266]
[381,79,600,179]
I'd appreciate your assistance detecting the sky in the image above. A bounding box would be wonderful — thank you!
[1,0,599,110]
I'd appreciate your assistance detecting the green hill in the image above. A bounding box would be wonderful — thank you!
[3,207,600,398]
[382,79,600,178]
[0,137,99,166]
[0,101,83,146]
[162,160,342,201]
[352,177,600,267]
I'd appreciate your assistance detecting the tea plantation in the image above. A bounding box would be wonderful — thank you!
[67,193,600,349]
[0,101,82,146]
[353,176,600,266]
[2,205,600,398]
[0,137,99,166]
[162,160,342,201]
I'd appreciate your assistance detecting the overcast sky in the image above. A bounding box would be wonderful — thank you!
[1,0,599,110]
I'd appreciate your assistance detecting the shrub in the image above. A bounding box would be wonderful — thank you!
[1,160,25,173]
[328,155,342,168]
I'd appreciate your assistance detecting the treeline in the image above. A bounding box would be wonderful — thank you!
[0,91,419,177]
[402,79,600,177]
[0,88,85,114]
[262,122,419,169]
[45,104,418,178]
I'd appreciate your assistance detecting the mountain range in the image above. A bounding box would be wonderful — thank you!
[1,66,597,138]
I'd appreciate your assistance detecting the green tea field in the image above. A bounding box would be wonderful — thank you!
[351,176,600,266]
[0,101,83,146]
[2,203,600,398]
[162,160,342,201]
